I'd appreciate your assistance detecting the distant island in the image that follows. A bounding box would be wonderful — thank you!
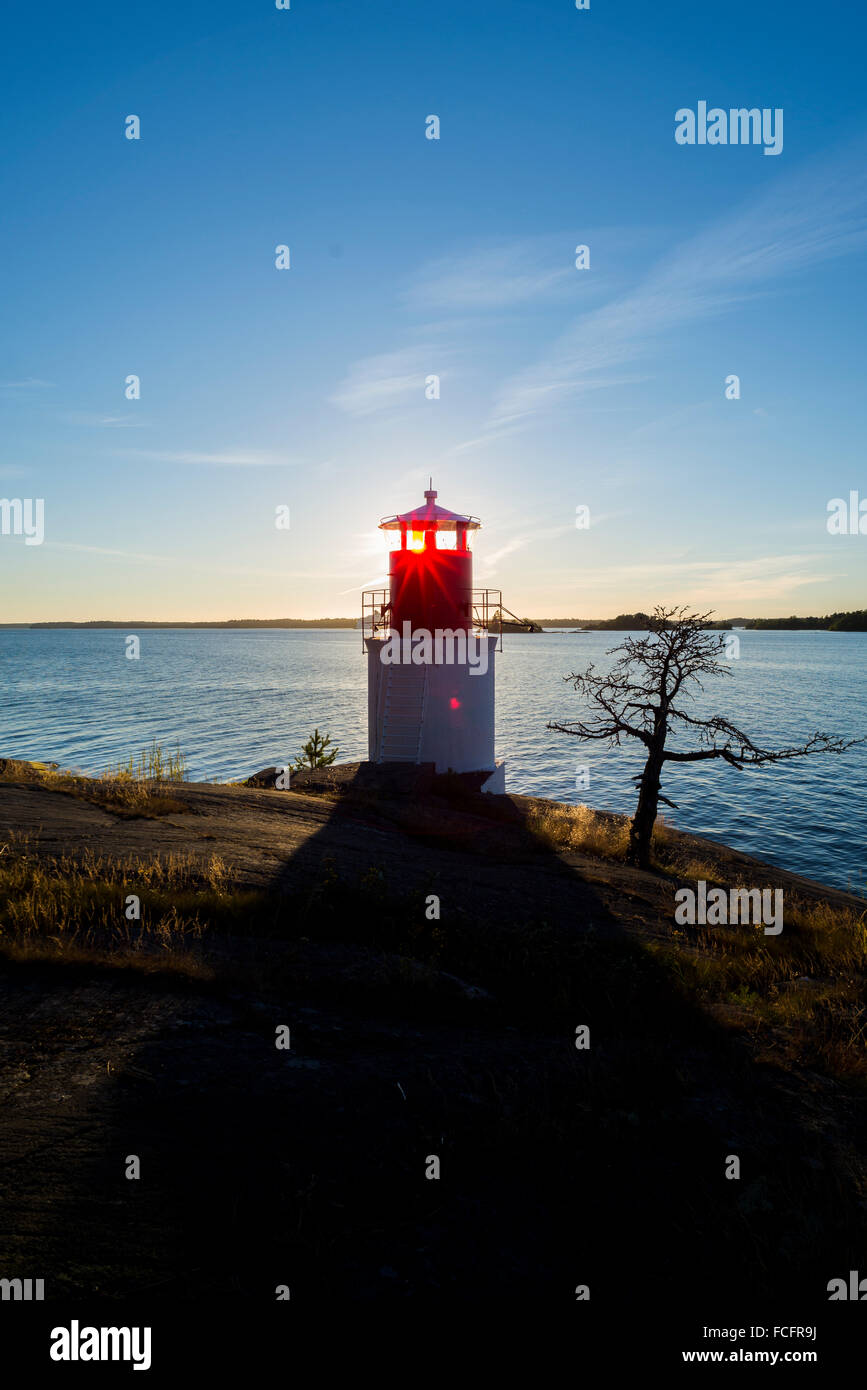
[2,609,865,631]
[539,609,867,632]
[7,618,360,630]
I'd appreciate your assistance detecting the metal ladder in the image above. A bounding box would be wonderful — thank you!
[378,661,428,762]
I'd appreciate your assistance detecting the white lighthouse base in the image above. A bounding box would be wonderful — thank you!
[366,635,501,786]
[480,761,507,794]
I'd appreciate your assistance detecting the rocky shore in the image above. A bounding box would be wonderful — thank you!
[0,759,864,1309]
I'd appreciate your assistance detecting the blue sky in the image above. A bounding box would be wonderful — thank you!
[1,0,866,619]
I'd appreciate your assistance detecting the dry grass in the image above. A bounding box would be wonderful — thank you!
[0,744,190,818]
[0,833,235,975]
[2,765,866,1084]
[655,891,867,1081]
[526,802,633,860]
[524,801,867,1082]
[528,804,733,885]
[104,740,187,783]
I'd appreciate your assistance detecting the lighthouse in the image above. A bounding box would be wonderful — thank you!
[362,484,505,792]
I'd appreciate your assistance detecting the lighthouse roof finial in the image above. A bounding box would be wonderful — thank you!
[378,480,480,532]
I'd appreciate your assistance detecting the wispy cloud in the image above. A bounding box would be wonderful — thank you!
[65,412,147,429]
[332,236,610,420]
[330,346,437,417]
[0,378,53,390]
[404,238,575,312]
[476,522,576,574]
[44,541,347,580]
[559,552,839,605]
[337,574,388,594]
[120,449,292,467]
[487,144,867,431]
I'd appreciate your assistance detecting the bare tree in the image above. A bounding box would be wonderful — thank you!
[548,606,862,870]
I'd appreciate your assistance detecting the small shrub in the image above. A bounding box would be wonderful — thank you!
[293,729,338,770]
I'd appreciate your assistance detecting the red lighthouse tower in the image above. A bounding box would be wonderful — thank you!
[386,483,477,633]
[363,484,505,791]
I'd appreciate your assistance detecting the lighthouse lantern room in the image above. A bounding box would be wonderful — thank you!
[362,484,505,792]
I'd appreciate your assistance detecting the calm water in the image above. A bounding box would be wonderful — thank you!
[1,628,865,891]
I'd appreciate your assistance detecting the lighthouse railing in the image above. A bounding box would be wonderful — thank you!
[472,589,503,650]
[362,587,504,650]
[361,590,391,647]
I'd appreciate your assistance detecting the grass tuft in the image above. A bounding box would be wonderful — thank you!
[526,803,632,860]
[0,744,189,818]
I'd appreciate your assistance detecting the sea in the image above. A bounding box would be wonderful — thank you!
[1,627,864,892]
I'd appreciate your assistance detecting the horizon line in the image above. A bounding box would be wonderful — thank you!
[3,607,865,630]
